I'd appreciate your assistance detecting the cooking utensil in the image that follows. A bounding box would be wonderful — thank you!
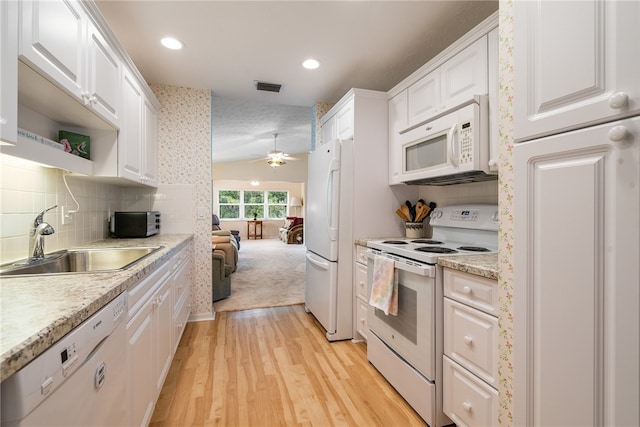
[400,204,412,222]
[405,200,416,221]
[396,208,410,221]
[415,201,426,222]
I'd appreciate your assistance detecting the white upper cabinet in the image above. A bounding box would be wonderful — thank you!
[0,1,18,145]
[116,68,157,187]
[335,99,354,140]
[119,69,143,182]
[407,36,487,129]
[85,21,120,126]
[142,96,158,186]
[514,0,640,142]
[388,90,408,185]
[441,36,488,112]
[19,0,120,127]
[407,69,440,126]
[321,98,354,144]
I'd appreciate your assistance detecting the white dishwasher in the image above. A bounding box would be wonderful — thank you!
[1,292,128,427]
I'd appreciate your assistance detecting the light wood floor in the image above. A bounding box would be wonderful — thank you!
[150,304,426,426]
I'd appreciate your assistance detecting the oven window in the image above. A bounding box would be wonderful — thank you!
[405,133,447,172]
[374,284,417,344]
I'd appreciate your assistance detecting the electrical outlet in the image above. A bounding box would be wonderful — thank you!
[61,206,73,225]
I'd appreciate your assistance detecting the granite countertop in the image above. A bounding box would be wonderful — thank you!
[438,253,499,280]
[0,234,193,382]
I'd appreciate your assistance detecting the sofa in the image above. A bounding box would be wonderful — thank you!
[279,217,304,244]
[212,251,232,301]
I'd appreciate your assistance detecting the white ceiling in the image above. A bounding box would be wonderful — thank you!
[95,1,498,163]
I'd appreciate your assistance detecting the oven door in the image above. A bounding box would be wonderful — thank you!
[367,251,436,381]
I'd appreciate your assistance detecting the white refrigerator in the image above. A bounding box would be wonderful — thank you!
[305,139,347,341]
[305,138,415,341]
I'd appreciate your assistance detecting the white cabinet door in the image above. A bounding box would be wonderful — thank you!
[441,35,488,110]
[19,0,86,99]
[335,99,354,140]
[154,278,173,396]
[514,0,640,142]
[388,91,407,185]
[514,116,640,426]
[120,68,143,181]
[407,68,440,126]
[0,0,17,145]
[142,96,158,186]
[86,21,120,126]
[127,300,155,427]
[320,115,335,145]
[408,35,487,128]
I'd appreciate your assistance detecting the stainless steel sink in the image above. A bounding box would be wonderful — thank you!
[0,246,163,276]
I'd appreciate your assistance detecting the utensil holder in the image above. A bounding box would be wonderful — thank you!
[405,222,424,238]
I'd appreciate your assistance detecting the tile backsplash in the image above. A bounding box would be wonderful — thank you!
[417,179,499,207]
[0,154,194,264]
[0,155,121,263]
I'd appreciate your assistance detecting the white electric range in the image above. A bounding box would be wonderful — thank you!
[367,204,499,264]
[364,204,498,426]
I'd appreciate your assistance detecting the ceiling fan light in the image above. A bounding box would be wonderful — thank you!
[267,158,285,168]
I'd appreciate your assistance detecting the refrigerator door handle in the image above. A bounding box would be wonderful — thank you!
[306,252,330,270]
[326,158,340,241]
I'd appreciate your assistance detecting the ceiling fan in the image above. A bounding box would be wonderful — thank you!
[252,133,298,168]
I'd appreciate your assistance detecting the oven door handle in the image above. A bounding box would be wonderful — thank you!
[367,250,435,277]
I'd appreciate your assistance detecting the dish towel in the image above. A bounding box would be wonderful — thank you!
[369,255,398,316]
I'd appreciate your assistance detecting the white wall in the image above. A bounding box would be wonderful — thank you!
[212,154,308,182]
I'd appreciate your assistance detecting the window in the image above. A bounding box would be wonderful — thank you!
[217,190,290,220]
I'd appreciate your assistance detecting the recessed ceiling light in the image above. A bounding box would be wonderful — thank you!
[161,37,184,50]
[250,181,260,186]
[302,59,320,70]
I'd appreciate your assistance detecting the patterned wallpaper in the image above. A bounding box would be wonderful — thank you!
[150,84,213,317]
[497,1,514,425]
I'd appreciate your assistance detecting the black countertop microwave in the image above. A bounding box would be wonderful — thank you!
[110,211,160,238]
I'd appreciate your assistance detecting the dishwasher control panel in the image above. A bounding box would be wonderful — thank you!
[1,293,128,423]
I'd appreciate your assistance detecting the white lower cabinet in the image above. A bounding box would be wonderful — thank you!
[443,268,498,427]
[353,244,369,342]
[127,247,192,427]
[172,247,192,351]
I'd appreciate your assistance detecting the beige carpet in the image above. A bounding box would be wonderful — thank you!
[213,239,306,312]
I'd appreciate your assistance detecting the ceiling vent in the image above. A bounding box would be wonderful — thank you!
[254,81,282,93]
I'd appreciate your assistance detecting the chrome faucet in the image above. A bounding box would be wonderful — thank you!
[28,205,57,261]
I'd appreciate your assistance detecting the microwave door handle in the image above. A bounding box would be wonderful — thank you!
[447,123,459,167]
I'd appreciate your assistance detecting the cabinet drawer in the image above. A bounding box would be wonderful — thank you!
[356,297,368,341]
[443,356,498,427]
[444,268,498,316]
[128,261,171,319]
[354,261,368,300]
[355,244,368,265]
[444,298,498,386]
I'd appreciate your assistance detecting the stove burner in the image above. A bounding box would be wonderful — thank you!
[411,239,443,244]
[381,240,408,244]
[458,246,491,252]
[415,247,458,254]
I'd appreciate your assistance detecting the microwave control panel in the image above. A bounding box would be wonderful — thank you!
[459,120,473,164]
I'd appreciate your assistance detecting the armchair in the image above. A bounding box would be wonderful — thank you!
[279,217,304,244]
[212,231,238,272]
[212,214,240,249]
[212,251,231,301]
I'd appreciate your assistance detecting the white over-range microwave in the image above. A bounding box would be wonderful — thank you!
[399,95,498,185]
